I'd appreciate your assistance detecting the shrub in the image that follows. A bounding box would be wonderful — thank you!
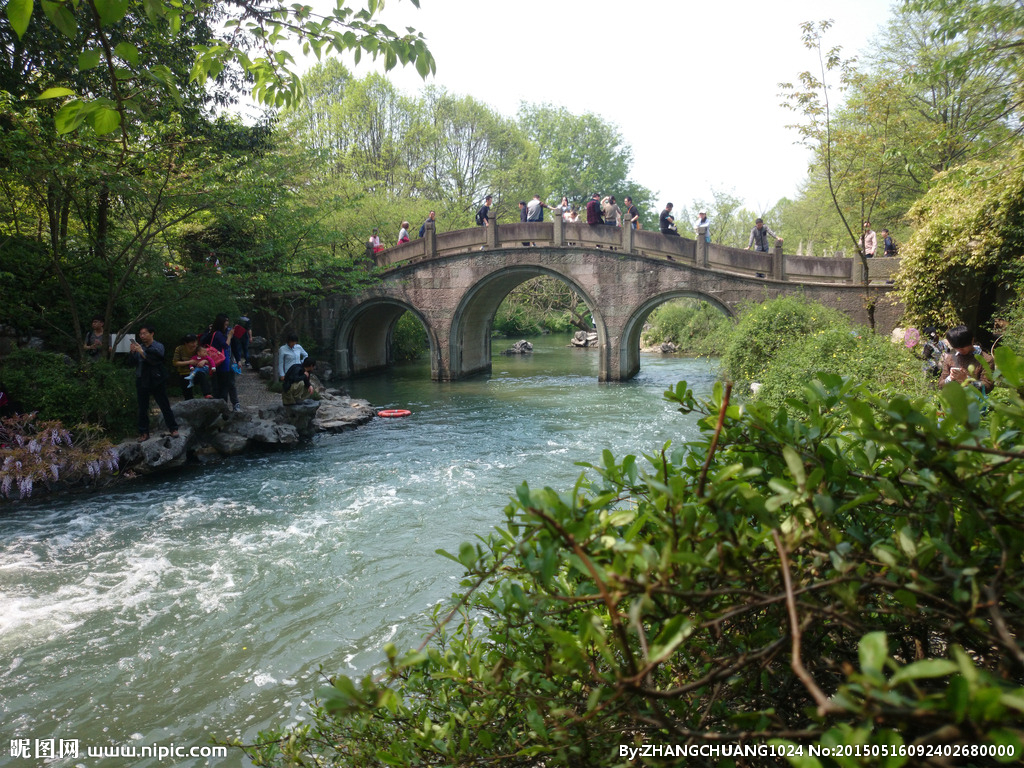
[0,349,135,437]
[240,350,1024,767]
[390,311,429,361]
[492,301,544,337]
[753,326,929,410]
[642,299,733,354]
[718,295,850,387]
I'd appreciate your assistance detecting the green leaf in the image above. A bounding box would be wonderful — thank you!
[889,659,957,685]
[41,0,76,38]
[782,445,806,487]
[6,0,33,38]
[36,87,74,100]
[114,41,139,65]
[859,631,887,677]
[647,615,692,664]
[87,105,121,135]
[92,0,129,26]
[54,99,87,134]
[78,49,102,70]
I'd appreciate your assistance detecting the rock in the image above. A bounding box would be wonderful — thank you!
[259,400,321,440]
[659,342,678,354]
[314,393,375,433]
[501,340,533,355]
[570,331,599,347]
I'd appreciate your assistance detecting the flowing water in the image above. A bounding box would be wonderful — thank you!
[0,336,718,766]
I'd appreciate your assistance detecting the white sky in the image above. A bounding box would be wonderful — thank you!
[295,0,898,212]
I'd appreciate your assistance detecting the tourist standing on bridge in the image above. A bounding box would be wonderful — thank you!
[694,210,711,242]
[418,211,435,238]
[526,194,548,223]
[624,197,640,229]
[602,196,622,227]
[586,193,604,226]
[862,221,877,258]
[476,195,492,227]
[660,203,679,236]
[554,196,571,220]
[748,218,781,251]
[398,221,411,245]
[518,201,530,246]
[881,228,897,257]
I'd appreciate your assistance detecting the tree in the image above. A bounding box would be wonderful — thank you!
[240,356,1024,766]
[0,97,260,358]
[3,0,434,140]
[895,145,1024,333]
[518,103,653,219]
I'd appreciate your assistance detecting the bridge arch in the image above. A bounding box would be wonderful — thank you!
[332,298,439,379]
[450,264,605,380]
[618,291,736,380]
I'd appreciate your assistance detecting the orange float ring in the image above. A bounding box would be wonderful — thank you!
[377,409,412,418]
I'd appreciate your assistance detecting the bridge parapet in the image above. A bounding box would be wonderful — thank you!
[368,217,899,285]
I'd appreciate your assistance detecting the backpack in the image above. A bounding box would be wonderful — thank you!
[475,206,486,226]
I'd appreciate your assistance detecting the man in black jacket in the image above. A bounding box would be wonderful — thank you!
[130,324,179,441]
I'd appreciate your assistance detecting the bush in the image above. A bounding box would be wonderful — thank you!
[0,349,136,437]
[390,311,428,361]
[492,301,544,337]
[642,299,733,354]
[718,295,850,387]
[240,352,1024,767]
[753,326,929,410]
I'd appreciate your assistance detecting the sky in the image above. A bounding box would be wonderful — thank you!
[292,0,898,213]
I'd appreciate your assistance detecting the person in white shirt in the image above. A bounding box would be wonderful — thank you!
[694,210,711,242]
[277,334,309,381]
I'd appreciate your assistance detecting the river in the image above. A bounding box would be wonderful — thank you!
[0,335,717,766]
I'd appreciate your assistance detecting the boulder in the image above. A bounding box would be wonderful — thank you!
[314,393,375,433]
[501,340,534,355]
[570,331,599,347]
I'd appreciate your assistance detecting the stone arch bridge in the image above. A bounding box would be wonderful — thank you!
[319,219,903,382]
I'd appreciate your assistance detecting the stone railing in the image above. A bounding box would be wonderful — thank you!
[368,219,899,285]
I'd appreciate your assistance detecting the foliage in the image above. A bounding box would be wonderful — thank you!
[718,295,849,387]
[0,348,135,435]
[493,277,590,338]
[678,188,763,249]
[390,311,427,362]
[894,146,1024,332]
[0,412,119,498]
[518,103,654,225]
[641,299,733,356]
[3,0,434,139]
[751,325,928,411]
[717,296,928,408]
[240,352,1024,767]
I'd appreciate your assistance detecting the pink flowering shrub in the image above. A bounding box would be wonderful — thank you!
[0,414,119,499]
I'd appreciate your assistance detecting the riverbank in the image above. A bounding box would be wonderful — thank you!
[1,369,376,504]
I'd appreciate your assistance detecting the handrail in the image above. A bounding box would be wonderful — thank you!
[367,219,899,285]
